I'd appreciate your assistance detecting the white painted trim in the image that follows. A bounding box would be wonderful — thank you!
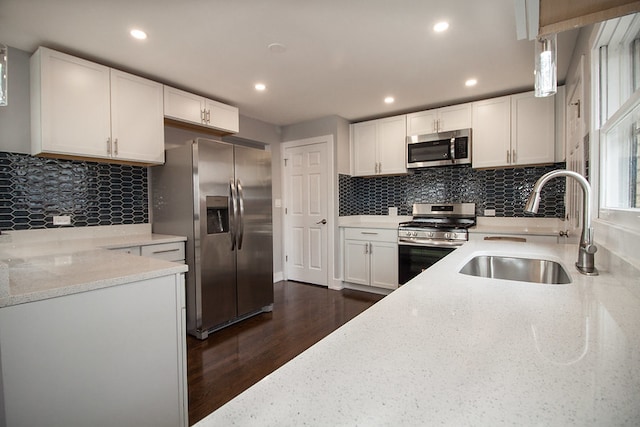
[273,271,284,283]
[280,135,335,288]
[342,281,394,296]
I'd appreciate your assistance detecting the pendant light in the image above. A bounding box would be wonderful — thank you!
[0,44,6,106]
[534,34,557,97]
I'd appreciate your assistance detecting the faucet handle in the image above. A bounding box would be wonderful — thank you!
[583,244,598,254]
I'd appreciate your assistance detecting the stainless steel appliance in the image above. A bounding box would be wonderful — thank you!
[398,203,475,284]
[406,128,471,168]
[152,138,273,339]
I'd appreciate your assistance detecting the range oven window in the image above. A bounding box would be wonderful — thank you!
[398,244,456,285]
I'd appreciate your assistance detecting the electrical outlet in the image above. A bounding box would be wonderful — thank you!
[53,215,71,225]
[484,209,496,217]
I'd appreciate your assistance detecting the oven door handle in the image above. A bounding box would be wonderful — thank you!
[398,238,465,248]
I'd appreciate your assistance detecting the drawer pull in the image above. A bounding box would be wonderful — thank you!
[150,248,180,254]
[484,236,527,243]
[361,232,378,235]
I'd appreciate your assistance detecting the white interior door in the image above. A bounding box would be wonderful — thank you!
[283,142,328,285]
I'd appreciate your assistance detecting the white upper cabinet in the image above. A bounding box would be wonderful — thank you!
[31,47,112,160]
[30,47,164,165]
[351,115,406,176]
[510,91,555,166]
[406,103,472,135]
[164,85,239,134]
[471,96,511,168]
[163,86,204,124]
[110,69,165,164]
[472,90,556,168]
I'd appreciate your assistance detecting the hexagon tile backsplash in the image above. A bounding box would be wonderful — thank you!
[0,151,148,230]
[339,163,566,218]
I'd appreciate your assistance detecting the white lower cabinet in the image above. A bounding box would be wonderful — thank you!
[343,228,398,290]
[0,274,188,427]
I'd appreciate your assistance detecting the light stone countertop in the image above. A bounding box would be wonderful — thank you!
[196,240,640,426]
[0,225,188,308]
[470,216,565,236]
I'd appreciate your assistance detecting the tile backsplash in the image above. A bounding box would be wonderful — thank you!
[0,151,148,230]
[339,163,566,218]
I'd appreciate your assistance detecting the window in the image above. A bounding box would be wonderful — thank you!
[596,13,640,231]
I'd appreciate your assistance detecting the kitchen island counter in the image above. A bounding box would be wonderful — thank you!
[197,240,640,426]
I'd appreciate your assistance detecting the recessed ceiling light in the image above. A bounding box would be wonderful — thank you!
[433,21,449,33]
[255,83,266,91]
[384,96,395,104]
[465,78,478,87]
[130,29,147,40]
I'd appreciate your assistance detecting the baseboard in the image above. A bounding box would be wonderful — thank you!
[342,281,394,296]
[273,271,284,283]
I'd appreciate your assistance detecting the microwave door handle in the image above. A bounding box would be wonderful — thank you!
[450,137,456,164]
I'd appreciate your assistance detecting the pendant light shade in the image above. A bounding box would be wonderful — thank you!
[534,34,557,97]
[0,44,7,106]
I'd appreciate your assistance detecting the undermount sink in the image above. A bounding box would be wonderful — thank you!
[459,255,572,285]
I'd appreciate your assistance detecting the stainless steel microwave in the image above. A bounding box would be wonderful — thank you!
[406,128,471,168]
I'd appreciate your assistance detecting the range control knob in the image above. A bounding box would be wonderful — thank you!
[444,232,451,239]
[412,231,419,237]
[428,231,434,238]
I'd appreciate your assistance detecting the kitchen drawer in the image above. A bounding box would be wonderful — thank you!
[111,246,141,256]
[140,242,185,262]
[344,228,397,243]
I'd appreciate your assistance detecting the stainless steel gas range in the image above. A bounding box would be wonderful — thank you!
[398,203,476,285]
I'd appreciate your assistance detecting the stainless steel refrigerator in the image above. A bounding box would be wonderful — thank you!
[151,138,273,339]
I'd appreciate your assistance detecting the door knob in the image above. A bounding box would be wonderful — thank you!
[316,219,327,225]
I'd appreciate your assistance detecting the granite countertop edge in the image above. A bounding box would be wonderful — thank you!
[0,231,188,308]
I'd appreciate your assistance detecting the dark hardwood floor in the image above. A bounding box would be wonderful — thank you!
[186,281,385,425]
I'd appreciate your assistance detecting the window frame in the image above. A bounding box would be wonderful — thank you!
[593,14,640,233]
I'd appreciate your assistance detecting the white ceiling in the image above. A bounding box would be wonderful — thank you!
[0,0,578,127]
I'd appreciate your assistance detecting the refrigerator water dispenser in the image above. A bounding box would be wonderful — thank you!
[206,196,229,234]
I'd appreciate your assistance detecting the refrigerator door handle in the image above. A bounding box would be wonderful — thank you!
[229,179,238,251]
[237,179,245,250]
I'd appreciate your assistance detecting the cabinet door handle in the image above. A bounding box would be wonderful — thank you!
[200,109,206,123]
[506,150,511,163]
[206,109,211,123]
[106,137,111,154]
[364,244,368,254]
[114,138,118,156]
[512,149,516,163]
[369,242,373,254]
[484,236,526,243]
[378,162,382,173]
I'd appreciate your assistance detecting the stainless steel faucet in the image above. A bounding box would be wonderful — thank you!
[524,170,598,276]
